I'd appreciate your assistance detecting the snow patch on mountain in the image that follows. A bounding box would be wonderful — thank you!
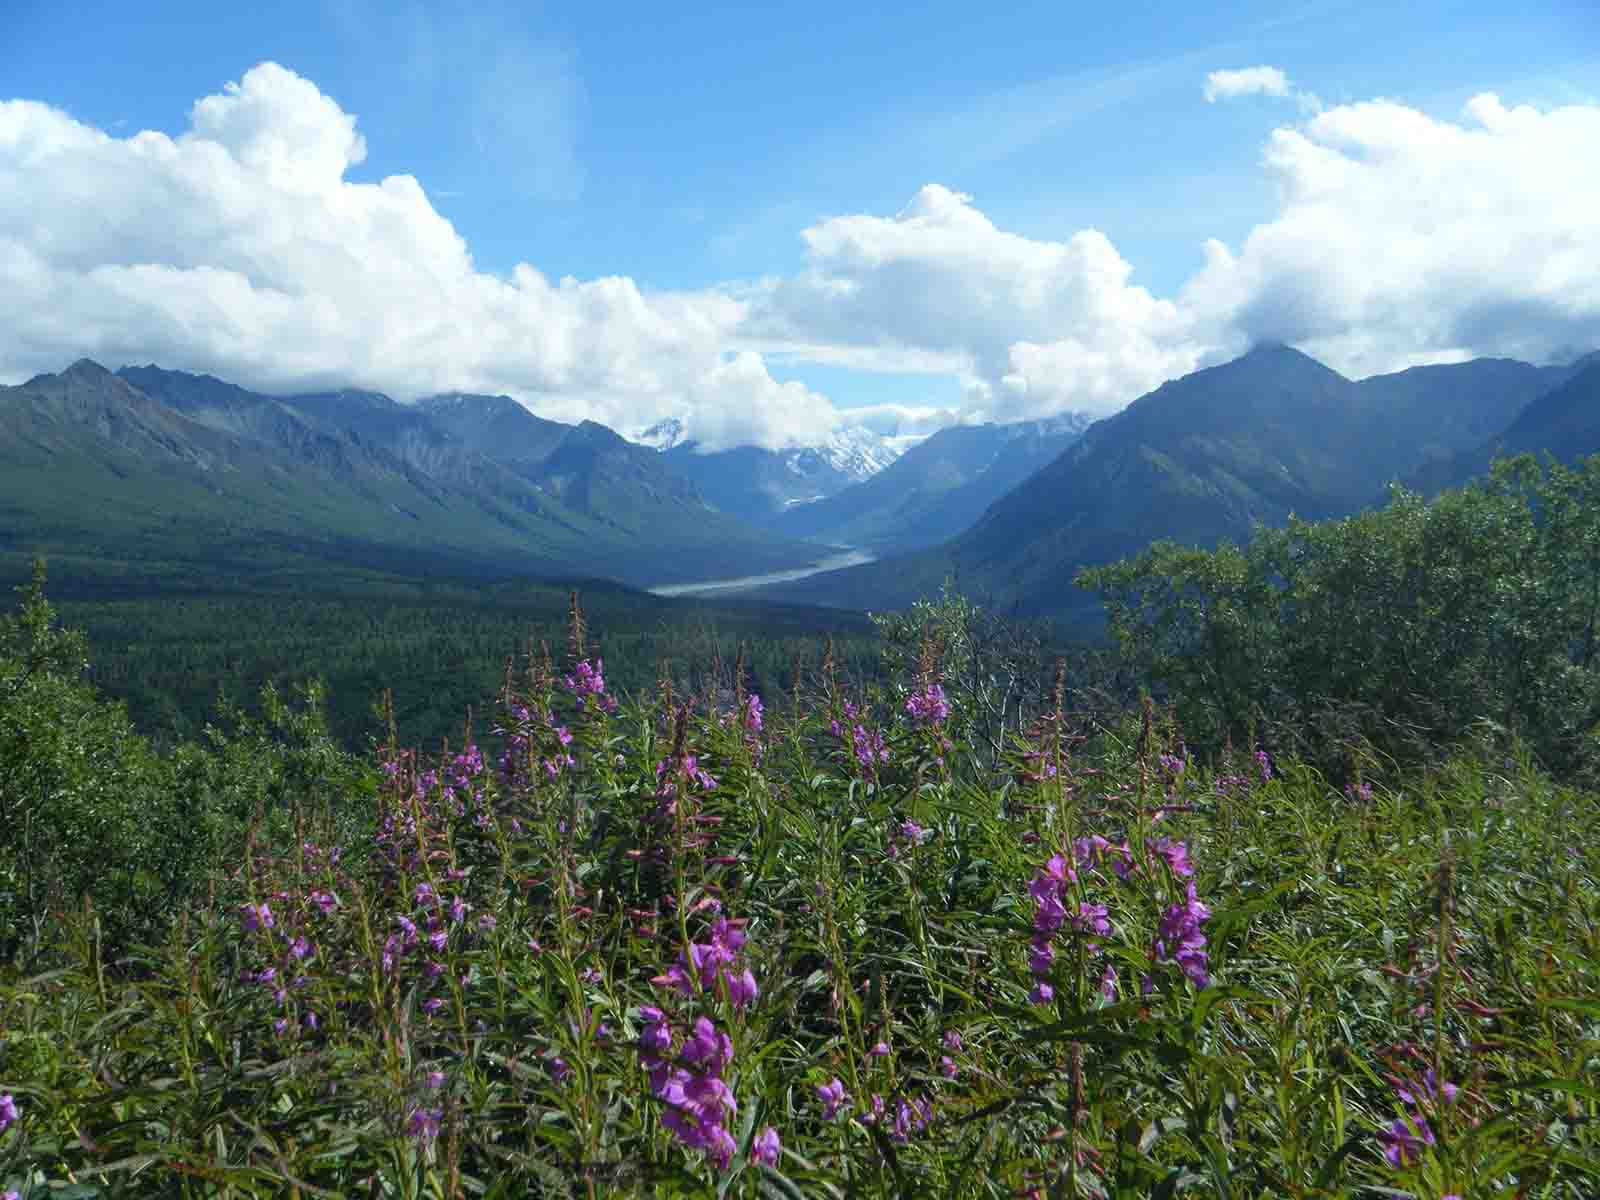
[819,425,902,480]
[633,418,905,482]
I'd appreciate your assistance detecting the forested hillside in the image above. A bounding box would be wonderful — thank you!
[0,361,825,596]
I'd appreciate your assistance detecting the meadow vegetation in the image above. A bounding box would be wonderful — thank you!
[1,458,1598,1198]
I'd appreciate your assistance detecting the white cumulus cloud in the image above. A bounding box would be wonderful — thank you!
[1184,92,1600,376]
[744,184,1205,421]
[1203,66,1292,103]
[0,62,834,452]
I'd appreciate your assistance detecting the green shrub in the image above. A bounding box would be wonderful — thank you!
[1079,454,1600,778]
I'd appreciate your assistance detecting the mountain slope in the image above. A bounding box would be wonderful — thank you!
[768,346,1575,616]
[771,415,1091,552]
[1496,357,1600,455]
[661,428,901,524]
[0,362,823,591]
[419,395,719,537]
[1407,355,1600,493]
[131,366,824,578]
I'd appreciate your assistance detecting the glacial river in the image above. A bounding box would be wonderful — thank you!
[648,548,875,598]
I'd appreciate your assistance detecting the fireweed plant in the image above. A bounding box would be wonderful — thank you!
[1,600,1598,1199]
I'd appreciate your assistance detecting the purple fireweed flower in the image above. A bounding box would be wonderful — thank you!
[1255,748,1272,781]
[681,1017,735,1076]
[1099,962,1119,1001]
[0,1093,17,1132]
[1111,840,1138,880]
[653,961,696,995]
[429,929,448,953]
[407,1106,442,1141]
[239,901,274,932]
[308,890,338,914]
[1378,1070,1458,1167]
[1073,834,1111,870]
[651,1054,739,1168]
[1395,1069,1458,1107]
[752,1125,781,1166]
[887,819,928,859]
[289,936,313,960]
[655,918,755,1003]
[421,997,444,1015]
[414,882,436,907]
[424,1070,446,1090]
[661,1106,738,1170]
[563,659,618,711]
[743,693,764,734]
[818,1078,848,1120]
[1072,901,1112,938]
[726,967,759,1009]
[1154,880,1212,988]
[1379,1113,1436,1167]
[1032,889,1067,936]
[639,1006,674,1055]
[868,1040,891,1058]
[943,1030,962,1053]
[905,683,950,726]
[892,1095,933,1143]
[1041,852,1075,887]
[707,916,746,957]
[853,723,889,770]
[477,913,497,932]
[1029,981,1055,1006]
[940,1055,958,1078]
[1149,837,1194,878]
[683,755,717,791]
[1027,935,1055,977]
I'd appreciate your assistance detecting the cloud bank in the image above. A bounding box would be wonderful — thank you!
[2,63,1598,450]
[1185,93,1600,375]
[744,184,1203,422]
[0,63,832,452]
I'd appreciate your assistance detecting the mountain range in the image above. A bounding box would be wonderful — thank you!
[769,413,1093,553]
[654,424,904,523]
[766,345,1600,617]
[0,361,830,591]
[5,345,1596,612]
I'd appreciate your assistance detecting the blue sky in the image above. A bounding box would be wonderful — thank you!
[3,0,1597,445]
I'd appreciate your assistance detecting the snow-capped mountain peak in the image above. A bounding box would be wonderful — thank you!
[635,416,689,451]
[633,419,902,482]
[816,425,903,480]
